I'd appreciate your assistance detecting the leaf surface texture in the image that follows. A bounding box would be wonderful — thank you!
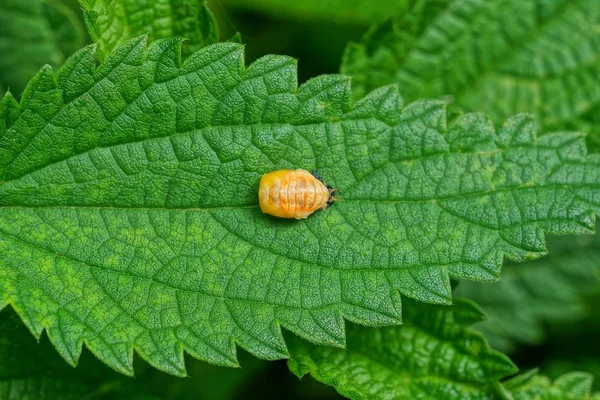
[342,0,600,140]
[0,37,600,375]
[288,299,517,400]
[79,0,218,59]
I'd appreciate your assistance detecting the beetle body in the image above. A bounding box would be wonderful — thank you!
[259,169,334,219]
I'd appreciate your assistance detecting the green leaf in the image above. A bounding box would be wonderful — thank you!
[456,227,600,352]
[0,309,159,400]
[1,36,600,377]
[219,0,410,25]
[287,299,517,400]
[0,0,86,97]
[545,359,600,394]
[341,0,450,100]
[341,0,600,140]
[79,0,219,59]
[497,369,596,400]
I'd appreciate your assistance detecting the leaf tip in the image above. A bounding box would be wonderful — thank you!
[229,32,243,44]
[452,298,487,325]
[554,371,595,395]
[287,358,308,379]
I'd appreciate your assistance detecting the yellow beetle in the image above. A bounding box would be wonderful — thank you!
[259,169,336,219]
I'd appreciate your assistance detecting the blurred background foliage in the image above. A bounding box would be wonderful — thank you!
[0,0,599,398]
[0,0,86,97]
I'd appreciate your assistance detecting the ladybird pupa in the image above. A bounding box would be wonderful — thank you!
[259,169,336,219]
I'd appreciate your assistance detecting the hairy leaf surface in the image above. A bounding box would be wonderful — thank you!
[342,0,600,140]
[0,37,600,376]
[287,299,517,400]
[456,227,600,352]
[79,0,218,59]
[0,0,85,97]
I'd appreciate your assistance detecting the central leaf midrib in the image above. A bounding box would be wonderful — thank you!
[0,182,595,209]
[2,122,589,206]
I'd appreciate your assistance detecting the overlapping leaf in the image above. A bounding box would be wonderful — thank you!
[546,359,600,394]
[0,0,85,97]
[288,299,517,400]
[1,36,600,376]
[342,0,600,143]
[79,0,218,59]
[456,227,600,352]
[496,369,596,400]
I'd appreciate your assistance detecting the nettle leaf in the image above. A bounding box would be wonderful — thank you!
[456,226,600,352]
[545,359,600,395]
[287,299,517,400]
[341,0,450,100]
[1,36,600,377]
[0,0,86,97]
[0,309,158,400]
[219,0,409,25]
[79,0,219,59]
[341,0,600,139]
[497,369,596,400]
